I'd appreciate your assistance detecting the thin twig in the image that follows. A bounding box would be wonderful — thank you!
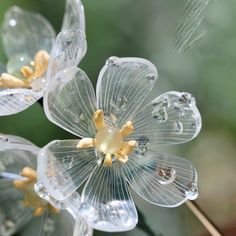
[186,200,224,236]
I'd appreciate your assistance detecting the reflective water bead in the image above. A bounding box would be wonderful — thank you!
[0,136,9,143]
[179,93,196,106]
[7,54,33,78]
[145,73,157,83]
[152,107,168,123]
[106,56,119,67]
[174,121,183,134]
[158,168,176,185]
[186,182,198,200]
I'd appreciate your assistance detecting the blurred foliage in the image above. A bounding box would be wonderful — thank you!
[0,0,236,235]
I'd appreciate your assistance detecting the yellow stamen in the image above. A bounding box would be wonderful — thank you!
[77,138,95,148]
[93,110,105,130]
[33,207,46,217]
[0,73,30,88]
[78,110,137,166]
[20,66,34,79]
[120,121,134,137]
[20,167,37,180]
[103,154,112,167]
[13,167,59,217]
[0,50,49,90]
[115,151,128,163]
[122,141,137,155]
[34,50,50,78]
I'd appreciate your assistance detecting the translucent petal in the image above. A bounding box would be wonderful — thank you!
[123,152,198,207]
[44,67,97,138]
[128,91,201,147]
[0,88,42,116]
[47,29,86,80]
[62,0,86,32]
[37,140,99,201]
[80,162,138,232]
[74,214,93,236]
[96,57,158,127]
[0,134,38,235]
[1,6,55,59]
[18,210,75,236]
[0,198,33,236]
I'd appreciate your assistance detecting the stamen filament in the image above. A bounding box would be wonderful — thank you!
[77,138,95,148]
[93,110,105,130]
[120,121,134,137]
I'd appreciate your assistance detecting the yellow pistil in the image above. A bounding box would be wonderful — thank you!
[78,110,137,166]
[0,50,49,89]
[13,167,59,217]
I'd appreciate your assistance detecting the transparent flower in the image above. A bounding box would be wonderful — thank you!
[0,0,86,116]
[37,56,201,232]
[0,134,92,236]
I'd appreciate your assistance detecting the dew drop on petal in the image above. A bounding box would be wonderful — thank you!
[186,182,198,200]
[158,168,176,185]
[174,121,183,134]
[105,56,119,67]
[0,136,9,143]
[145,73,157,83]
[79,203,98,223]
[174,103,185,116]
[152,108,168,123]
[134,136,150,157]
[179,92,196,106]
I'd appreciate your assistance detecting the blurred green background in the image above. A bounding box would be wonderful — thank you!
[1,0,236,235]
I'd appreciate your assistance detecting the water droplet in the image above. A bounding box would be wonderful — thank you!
[179,93,196,106]
[79,203,98,222]
[118,95,128,109]
[79,113,85,121]
[186,182,198,200]
[106,56,119,67]
[135,136,150,156]
[152,108,168,123]
[0,136,9,143]
[152,95,170,108]
[158,168,176,185]
[145,73,157,83]
[62,156,74,170]
[174,103,185,116]
[174,121,183,134]
[7,54,33,78]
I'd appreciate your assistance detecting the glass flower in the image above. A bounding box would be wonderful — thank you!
[0,134,92,236]
[37,55,202,232]
[0,0,86,116]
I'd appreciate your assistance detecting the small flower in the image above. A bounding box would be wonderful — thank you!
[0,134,92,236]
[0,0,86,116]
[38,55,202,232]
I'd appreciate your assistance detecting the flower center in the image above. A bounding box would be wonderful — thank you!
[13,167,59,216]
[77,110,137,166]
[95,127,123,154]
[0,50,49,91]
